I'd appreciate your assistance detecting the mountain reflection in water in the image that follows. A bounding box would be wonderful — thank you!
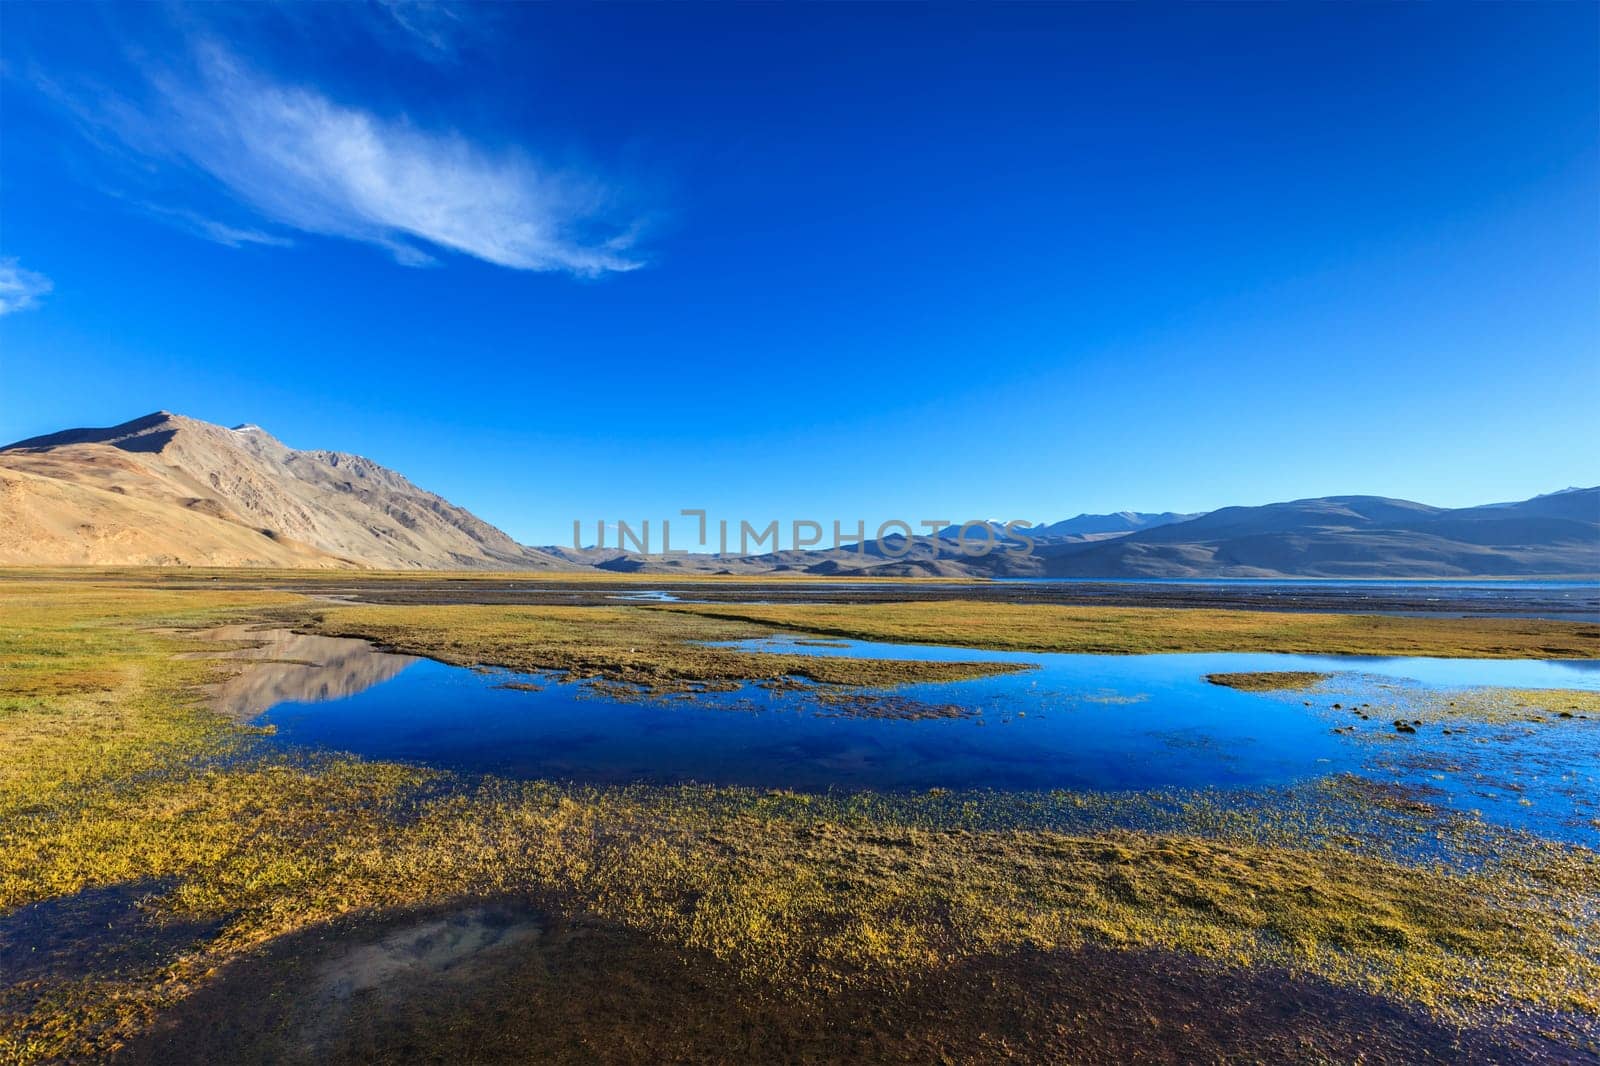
[194,626,419,719]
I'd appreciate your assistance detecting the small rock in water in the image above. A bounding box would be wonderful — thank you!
[1393,720,1417,734]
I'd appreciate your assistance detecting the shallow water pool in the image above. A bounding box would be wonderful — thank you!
[223,629,1600,842]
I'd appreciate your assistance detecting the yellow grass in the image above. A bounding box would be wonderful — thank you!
[308,603,1025,689]
[654,600,1600,659]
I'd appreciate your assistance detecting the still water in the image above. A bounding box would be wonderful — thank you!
[222,629,1600,842]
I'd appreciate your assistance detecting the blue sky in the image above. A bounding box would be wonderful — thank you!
[2,3,1595,548]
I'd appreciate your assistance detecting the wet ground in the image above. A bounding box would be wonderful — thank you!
[0,880,220,991]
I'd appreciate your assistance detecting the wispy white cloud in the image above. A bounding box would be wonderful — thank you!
[373,0,469,62]
[0,259,53,316]
[44,42,645,276]
[138,203,295,249]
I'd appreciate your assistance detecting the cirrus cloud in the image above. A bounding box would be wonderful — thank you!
[50,41,645,277]
[135,203,295,250]
[0,259,53,316]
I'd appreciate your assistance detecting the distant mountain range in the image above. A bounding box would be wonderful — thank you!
[1,412,1595,578]
[1010,491,1600,580]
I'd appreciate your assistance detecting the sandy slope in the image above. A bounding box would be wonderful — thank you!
[0,412,566,569]
[0,463,341,567]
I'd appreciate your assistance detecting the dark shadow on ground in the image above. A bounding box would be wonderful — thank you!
[0,880,220,989]
[115,898,1596,1065]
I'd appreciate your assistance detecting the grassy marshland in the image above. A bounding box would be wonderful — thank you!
[654,600,1600,659]
[1399,686,1600,725]
[308,603,1027,690]
[1203,668,1600,726]
[2,579,1598,1061]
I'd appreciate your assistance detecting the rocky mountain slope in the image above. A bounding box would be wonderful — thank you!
[0,412,568,569]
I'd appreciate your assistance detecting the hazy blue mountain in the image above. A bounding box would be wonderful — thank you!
[1022,511,1201,539]
[1033,489,1599,578]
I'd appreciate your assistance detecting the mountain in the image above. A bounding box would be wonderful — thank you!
[0,412,568,569]
[931,513,1199,546]
[545,491,1598,578]
[1021,511,1200,540]
[1030,490,1600,578]
[2,412,1594,577]
[543,490,1597,579]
